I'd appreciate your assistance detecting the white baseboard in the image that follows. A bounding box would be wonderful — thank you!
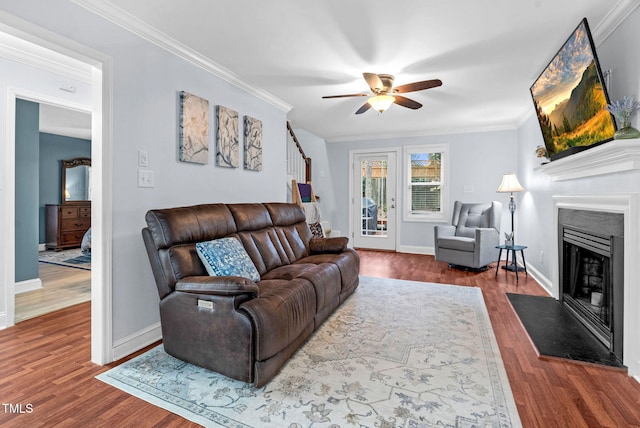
[38,243,46,252]
[524,264,553,296]
[397,245,434,255]
[0,311,6,330]
[112,322,162,362]
[15,278,43,294]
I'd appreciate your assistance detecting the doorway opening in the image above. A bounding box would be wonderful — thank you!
[350,150,398,251]
[15,102,92,323]
[0,21,112,365]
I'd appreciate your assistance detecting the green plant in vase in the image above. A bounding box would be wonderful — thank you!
[606,96,640,139]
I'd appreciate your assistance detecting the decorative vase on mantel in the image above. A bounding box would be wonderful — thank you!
[614,120,640,140]
[608,96,640,140]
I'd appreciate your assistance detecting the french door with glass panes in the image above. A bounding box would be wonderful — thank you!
[351,151,397,250]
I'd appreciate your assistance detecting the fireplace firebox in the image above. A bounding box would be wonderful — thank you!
[558,209,624,363]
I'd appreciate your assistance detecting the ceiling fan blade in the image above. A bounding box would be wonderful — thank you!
[363,72,384,93]
[394,95,422,110]
[322,93,369,99]
[355,102,372,115]
[393,79,442,94]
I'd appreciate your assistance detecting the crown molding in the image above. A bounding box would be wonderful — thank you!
[325,123,517,143]
[0,31,92,83]
[72,0,292,113]
[592,0,640,45]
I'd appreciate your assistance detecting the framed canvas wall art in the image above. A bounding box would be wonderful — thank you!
[178,91,209,164]
[244,115,262,171]
[216,105,239,168]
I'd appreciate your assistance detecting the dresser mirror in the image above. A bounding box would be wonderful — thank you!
[62,157,91,203]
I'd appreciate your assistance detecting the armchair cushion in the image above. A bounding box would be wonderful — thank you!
[437,236,476,252]
[196,237,260,282]
[455,204,492,237]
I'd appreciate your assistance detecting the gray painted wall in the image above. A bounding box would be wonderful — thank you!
[328,130,518,253]
[15,99,40,282]
[39,132,92,243]
[313,129,519,251]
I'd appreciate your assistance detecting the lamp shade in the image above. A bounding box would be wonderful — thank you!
[368,95,395,113]
[496,173,524,193]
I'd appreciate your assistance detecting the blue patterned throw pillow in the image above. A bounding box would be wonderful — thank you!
[195,237,260,283]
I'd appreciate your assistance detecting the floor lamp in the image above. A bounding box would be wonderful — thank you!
[496,172,524,272]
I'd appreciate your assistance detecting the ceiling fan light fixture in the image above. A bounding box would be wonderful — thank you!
[368,94,395,113]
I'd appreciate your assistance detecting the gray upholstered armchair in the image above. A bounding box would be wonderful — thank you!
[434,201,502,270]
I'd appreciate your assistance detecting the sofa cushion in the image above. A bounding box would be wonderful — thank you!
[297,250,360,293]
[437,236,476,252]
[298,263,341,314]
[238,229,290,274]
[145,204,237,249]
[240,278,316,361]
[196,237,260,282]
[260,263,316,281]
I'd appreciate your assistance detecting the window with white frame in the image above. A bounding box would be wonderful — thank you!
[404,144,448,222]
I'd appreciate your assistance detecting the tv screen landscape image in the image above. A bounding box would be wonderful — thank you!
[530,18,616,160]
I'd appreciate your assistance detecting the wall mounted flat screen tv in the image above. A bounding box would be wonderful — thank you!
[530,18,616,161]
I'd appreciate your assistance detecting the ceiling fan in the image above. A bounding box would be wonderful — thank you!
[322,72,442,114]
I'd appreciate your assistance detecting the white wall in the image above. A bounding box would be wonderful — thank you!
[316,129,518,252]
[0,1,288,347]
[517,6,640,290]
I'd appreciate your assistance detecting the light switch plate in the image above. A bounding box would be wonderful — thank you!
[138,170,154,188]
[138,150,149,167]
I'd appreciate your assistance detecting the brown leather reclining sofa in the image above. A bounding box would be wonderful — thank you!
[142,202,360,387]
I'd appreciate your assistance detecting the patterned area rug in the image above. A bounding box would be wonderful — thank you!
[39,248,91,270]
[97,276,521,427]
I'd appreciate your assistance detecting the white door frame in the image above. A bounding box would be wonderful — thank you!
[0,14,113,365]
[349,148,401,251]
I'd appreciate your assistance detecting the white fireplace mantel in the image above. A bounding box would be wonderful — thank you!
[536,138,640,181]
[553,194,640,380]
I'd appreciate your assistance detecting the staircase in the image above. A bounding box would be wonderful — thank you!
[286,122,311,184]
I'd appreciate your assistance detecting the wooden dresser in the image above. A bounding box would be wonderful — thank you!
[45,202,91,251]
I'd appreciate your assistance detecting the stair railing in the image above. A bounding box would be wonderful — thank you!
[286,122,311,183]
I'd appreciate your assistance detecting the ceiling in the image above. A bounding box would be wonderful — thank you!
[91,0,635,141]
[40,104,91,140]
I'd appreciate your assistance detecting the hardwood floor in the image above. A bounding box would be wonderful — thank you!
[0,250,639,427]
[15,263,91,323]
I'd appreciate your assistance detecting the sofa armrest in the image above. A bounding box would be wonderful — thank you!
[310,236,349,254]
[176,276,258,297]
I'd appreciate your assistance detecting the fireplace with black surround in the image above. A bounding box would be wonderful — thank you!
[558,209,624,363]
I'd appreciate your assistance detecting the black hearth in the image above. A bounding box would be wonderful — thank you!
[558,209,624,363]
